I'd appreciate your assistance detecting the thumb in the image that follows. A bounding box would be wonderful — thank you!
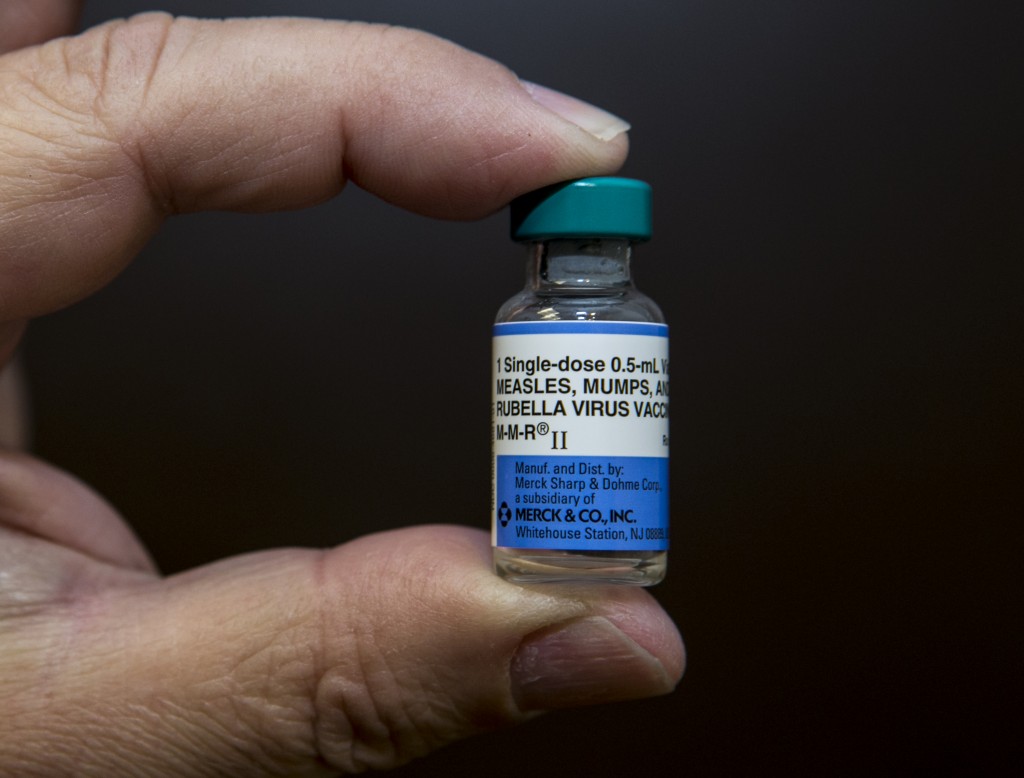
[5,526,683,775]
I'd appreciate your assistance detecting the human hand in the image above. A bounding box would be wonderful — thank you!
[0,5,684,775]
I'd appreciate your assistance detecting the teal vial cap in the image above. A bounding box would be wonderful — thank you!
[510,177,652,242]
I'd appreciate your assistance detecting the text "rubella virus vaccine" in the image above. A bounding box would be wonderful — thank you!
[491,177,669,585]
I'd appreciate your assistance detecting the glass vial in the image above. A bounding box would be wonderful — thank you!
[491,177,669,585]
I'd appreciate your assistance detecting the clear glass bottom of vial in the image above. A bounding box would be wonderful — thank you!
[494,548,667,586]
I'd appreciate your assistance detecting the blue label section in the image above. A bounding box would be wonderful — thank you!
[494,321,668,338]
[495,455,669,551]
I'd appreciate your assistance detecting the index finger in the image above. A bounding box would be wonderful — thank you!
[0,13,629,322]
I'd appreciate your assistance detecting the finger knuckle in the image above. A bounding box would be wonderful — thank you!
[0,13,181,203]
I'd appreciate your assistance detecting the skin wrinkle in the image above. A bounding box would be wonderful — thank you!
[341,641,393,772]
[228,632,317,764]
[308,548,335,769]
[0,53,157,308]
[325,541,514,769]
[58,19,76,81]
[2,178,110,223]
[359,635,423,769]
[0,9,679,772]
[113,700,229,777]
[134,14,175,117]
[5,52,114,167]
[313,544,443,772]
[0,100,117,175]
[0,112,88,150]
[383,625,453,763]
[40,15,190,217]
[4,586,114,758]
[223,694,297,773]
[340,26,530,209]
[22,577,205,773]
[465,139,534,177]
[6,70,86,129]
[119,18,341,216]
[349,588,410,771]
[121,586,310,774]
[314,670,358,772]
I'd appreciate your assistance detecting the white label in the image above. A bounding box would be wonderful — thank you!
[491,321,669,551]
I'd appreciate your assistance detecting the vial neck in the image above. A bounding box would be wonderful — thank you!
[528,239,634,292]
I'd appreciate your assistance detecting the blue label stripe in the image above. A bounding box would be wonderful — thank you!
[495,455,669,551]
[493,321,668,337]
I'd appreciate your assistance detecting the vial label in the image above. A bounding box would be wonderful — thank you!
[492,321,669,552]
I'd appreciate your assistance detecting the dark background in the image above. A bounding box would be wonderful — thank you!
[24,1,1022,774]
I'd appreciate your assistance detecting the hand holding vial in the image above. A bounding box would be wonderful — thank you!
[0,5,683,774]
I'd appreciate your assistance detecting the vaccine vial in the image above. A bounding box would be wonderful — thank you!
[492,177,669,585]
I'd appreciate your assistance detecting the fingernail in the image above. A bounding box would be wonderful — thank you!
[521,81,631,142]
[511,616,674,711]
